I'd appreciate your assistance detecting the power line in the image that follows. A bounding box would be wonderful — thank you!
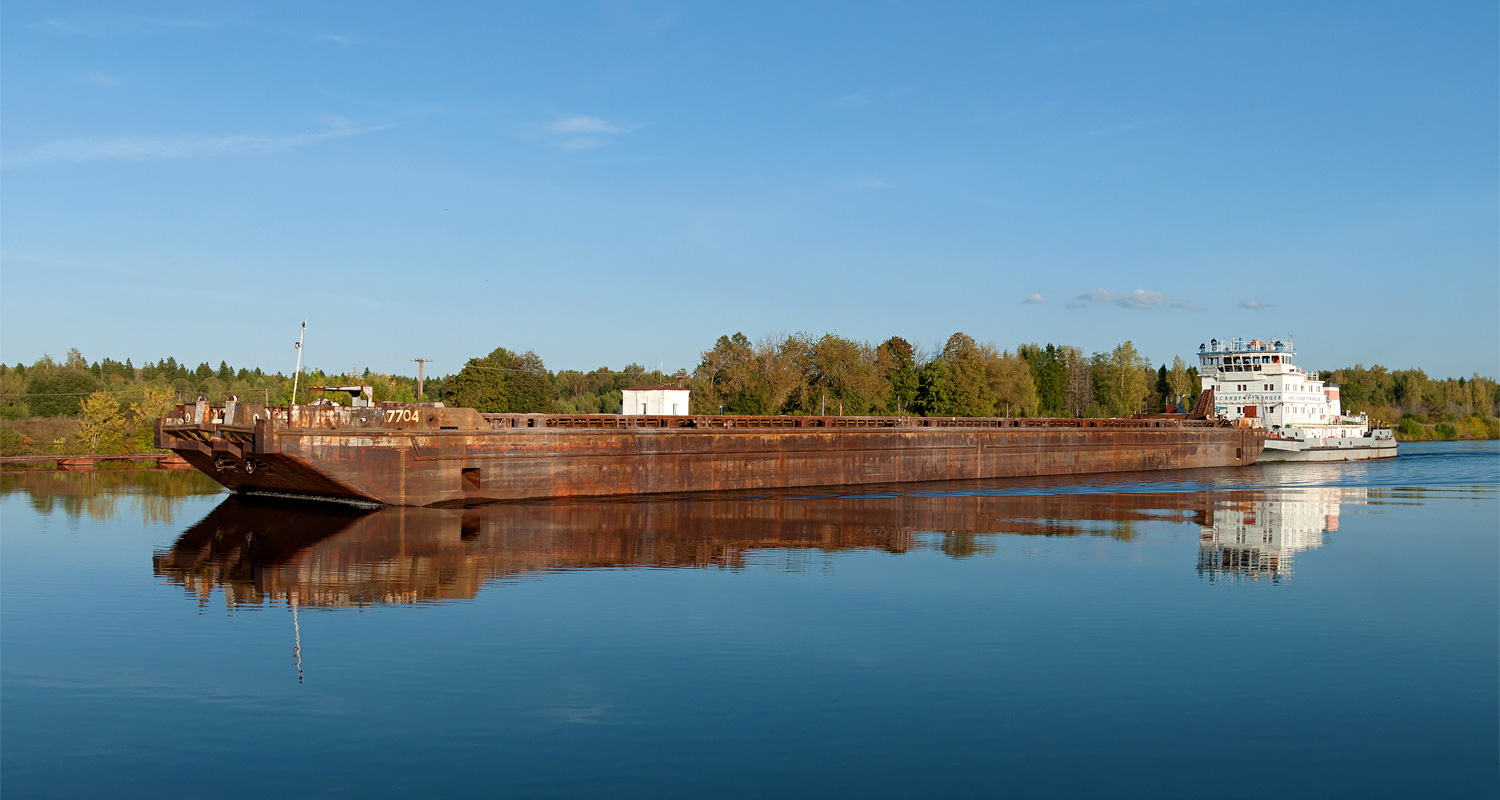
[463,364,684,376]
[0,388,185,398]
[412,358,432,399]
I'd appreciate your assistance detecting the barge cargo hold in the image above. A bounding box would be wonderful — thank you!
[156,401,1265,507]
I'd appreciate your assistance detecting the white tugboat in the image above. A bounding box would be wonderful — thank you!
[1196,337,1397,462]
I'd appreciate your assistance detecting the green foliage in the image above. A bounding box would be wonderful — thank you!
[785,334,887,416]
[877,337,921,415]
[981,345,1038,417]
[1153,365,1171,413]
[1327,365,1498,425]
[76,392,129,453]
[25,367,101,417]
[694,333,773,414]
[131,385,178,452]
[915,359,954,416]
[1,425,30,456]
[1,368,30,419]
[448,347,554,413]
[4,336,1495,452]
[554,364,680,415]
[937,332,995,417]
[1090,341,1151,417]
[1019,343,1067,417]
[1167,356,1195,412]
[1063,346,1092,417]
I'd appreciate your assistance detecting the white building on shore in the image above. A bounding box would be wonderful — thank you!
[621,385,691,416]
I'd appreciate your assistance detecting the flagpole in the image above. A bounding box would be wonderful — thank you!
[291,322,306,406]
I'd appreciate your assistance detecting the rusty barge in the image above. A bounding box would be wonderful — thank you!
[156,396,1264,507]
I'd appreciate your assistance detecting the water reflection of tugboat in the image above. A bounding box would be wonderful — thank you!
[1196,488,1361,582]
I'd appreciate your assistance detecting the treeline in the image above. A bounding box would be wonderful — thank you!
[1,348,437,417]
[446,346,694,415]
[1320,365,1500,439]
[447,333,1202,419]
[0,348,438,456]
[683,332,1198,418]
[5,336,1498,456]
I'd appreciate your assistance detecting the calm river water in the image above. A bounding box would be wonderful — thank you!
[3,442,1497,798]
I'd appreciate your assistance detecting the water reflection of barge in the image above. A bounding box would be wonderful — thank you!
[154,486,1350,607]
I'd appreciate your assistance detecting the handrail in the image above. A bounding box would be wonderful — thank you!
[163,404,1237,433]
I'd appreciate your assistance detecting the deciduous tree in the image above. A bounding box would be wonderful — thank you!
[799,334,887,415]
[985,347,1039,417]
[1091,341,1151,416]
[693,333,770,414]
[1167,356,1194,411]
[24,366,101,417]
[448,347,554,413]
[1063,346,1092,417]
[938,332,995,417]
[131,385,179,451]
[915,359,954,416]
[877,337,920,415]
[1019,343,1067,417]
[76,391,127,453]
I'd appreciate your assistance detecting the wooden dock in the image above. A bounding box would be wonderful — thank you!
[0,453,192,471]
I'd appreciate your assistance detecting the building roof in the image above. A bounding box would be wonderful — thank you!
[623,384,689,392]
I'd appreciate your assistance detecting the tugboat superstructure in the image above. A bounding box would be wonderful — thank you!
[1197,337,1396,462]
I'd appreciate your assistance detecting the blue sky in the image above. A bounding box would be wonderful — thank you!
[3,1,1496,379]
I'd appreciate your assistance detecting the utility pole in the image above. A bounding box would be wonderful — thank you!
[412,358,432,400]
[291,322,306,406]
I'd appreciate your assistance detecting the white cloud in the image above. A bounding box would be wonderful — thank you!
[9,121,394,167]
[551,116,625,135]
[1022,293,1044,304]
[1239,300,1276,309]
[534,115,640,150]
[1070,288,1194,310]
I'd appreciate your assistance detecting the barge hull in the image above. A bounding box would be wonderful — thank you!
[158,405,1264,506]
